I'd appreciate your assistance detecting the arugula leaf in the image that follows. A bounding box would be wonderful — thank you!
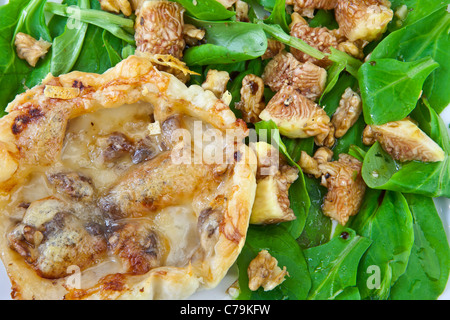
[358,57,439,125]
[236,225,311,300]
[45,2,135,43]
[389,194,450,300]
[347,189,414,300]
[171,0,236,20]
[50,0,90,76]
[304,228,372,300]
[183,18,268,65]
[370,8,450,114]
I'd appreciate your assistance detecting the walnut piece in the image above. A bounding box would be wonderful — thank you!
[15,32,51,67]
[99,0,132,16]
[289,13,338,68]
[235,0,250,22]
[183,24,205,47]
[298,147,333,178]
[261,39,286,60]
[362,118,445,162]
[285,0,337,11]
[319,154,366,225]
[201,69,230,99]
[262,51,327,101]
[235,74,266,124]
[250,142,298,225]
[135,1,185,59]
[335,0,393,42]
[331,87,362,138]
[248,250,289,291]
[259,85,331,139]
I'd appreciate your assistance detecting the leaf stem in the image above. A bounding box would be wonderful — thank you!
[256,20,326,60]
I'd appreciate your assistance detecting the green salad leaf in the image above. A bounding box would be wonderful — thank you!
[362,100,450,197]
[236,225,311,300]
[389,194,450,300]
[183,18,268,65]
[346,189,414,300]
[370,7,450,114]
[171,0,236,20]
[358,57,439,125]
[304,228,371,300]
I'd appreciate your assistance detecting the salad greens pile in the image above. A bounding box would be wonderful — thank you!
[0,0,449,300]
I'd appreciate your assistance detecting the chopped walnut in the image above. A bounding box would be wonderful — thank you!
[135,1,185,59]
[362,118,445,162]
[183,24,205,47]
[235,0,250,22]
[235,74,266,124]
[319,154,366,225]
[331,88,362,138]
[285,0,337,12]
[262,51,327,101]
[298,147,333,178]
[335,0,393,42]
[289,13,338,67]
[15,32,51,67]
[99,0,132,16]
[261,39,286,60]
[248,250,289,291]
[259,85,331,139]
[314,122,336,148]
[201,69,230,99]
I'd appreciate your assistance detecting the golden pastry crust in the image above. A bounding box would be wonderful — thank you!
[0,56,257,300]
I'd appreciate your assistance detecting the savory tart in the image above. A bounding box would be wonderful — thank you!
[0,55,257,300]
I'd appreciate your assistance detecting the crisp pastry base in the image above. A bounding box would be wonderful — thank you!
[0,56,257,300]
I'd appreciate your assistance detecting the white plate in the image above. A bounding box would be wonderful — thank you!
[0,0,449,300]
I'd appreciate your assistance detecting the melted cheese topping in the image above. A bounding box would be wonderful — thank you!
[2,102,219,285]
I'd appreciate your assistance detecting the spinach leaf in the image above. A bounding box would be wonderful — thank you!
[389,0,449,30]
[389,194,450,300]
[362,142,450,198]
[309,9,339,30]
[50,0,90,76]
[361,102,450,198]
[320,72,357,116]
[370,8,450,114]
[263,0,290,33]
[0,0,50,112]
[236,225,311,300]
[45,2,135,43]
[347,189,414,300]
[103,30,123,68]
[304,228,372,300]
[358,57,439,125]
[171,0,235,20]
[296,176,332,249]
[183,18,268,65]
[254,120,311,239]
[318,62,346,105]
